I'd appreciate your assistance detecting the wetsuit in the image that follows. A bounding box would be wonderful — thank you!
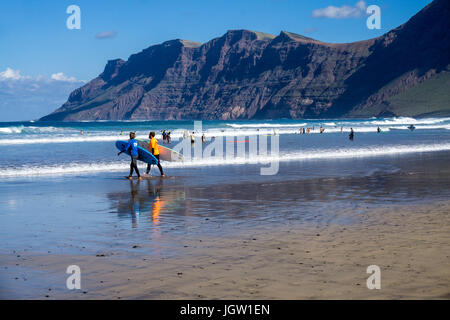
[125,138,140,177]
[147,137,164,176]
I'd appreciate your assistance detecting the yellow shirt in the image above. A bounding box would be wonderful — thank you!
[150,137,160,155]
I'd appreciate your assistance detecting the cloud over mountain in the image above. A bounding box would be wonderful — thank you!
[312,1,367,19]
[51,72,79,82]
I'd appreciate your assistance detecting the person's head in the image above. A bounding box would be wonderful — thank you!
[150,132,155,138]
[130,132,136,139]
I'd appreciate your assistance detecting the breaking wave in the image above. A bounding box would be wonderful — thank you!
[1,142,449,177]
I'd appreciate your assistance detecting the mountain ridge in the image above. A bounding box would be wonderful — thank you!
[41,0,450,121]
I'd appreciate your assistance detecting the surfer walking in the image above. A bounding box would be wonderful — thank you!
[146,132,165,177]
[349,128,354,141]
[118,132,141,180]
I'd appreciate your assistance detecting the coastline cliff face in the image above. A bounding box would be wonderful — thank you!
[41,0,449,121]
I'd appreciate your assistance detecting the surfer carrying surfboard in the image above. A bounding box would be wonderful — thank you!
[146,132,165,177]
[117,132,142,180]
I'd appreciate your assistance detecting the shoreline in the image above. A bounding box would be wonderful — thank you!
[1,200,449,299]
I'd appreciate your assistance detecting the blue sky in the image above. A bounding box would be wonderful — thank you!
[0,0,432,80]
[0,0,432,121]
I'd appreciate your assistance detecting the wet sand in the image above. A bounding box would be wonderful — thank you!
[1,152,450,299]
[1,200,449,299]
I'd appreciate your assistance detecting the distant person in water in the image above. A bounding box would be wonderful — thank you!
[147,132,164,177]
[349,128,354,141]
[162,130,167,143]
[166,131,171,143]
[202,133,206,143]
[117,132,141,180]
[320,126,325,133]
[341,127,343,134]
[191,132,195,144]
[377,127,381,133]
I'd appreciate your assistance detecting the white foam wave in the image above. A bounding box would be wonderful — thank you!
[0,135,122,145]
[226,123,307,128]
[368,117,450,126]
[0,126,68,135]
[415,124,450,130]
[1,143,449,177]
[0,117,449,145]
[3,122,450,145]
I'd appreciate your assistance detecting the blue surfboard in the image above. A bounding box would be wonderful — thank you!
[115,140,158,165]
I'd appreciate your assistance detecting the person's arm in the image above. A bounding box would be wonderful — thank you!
[118,140,132,156]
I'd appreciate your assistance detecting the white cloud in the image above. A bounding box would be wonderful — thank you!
[0,68,82,83]
[312,1,367,19]
[0,68,86,121]
[355,0,367,10]
[51,72,78,82]
[0,68,24,80]
[95,30,117,39]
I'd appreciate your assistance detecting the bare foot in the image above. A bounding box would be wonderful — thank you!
[126,176,132,180]
[138,176,143,181]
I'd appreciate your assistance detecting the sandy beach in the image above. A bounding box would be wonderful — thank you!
[2,199,449,300]
[1,121,450,300]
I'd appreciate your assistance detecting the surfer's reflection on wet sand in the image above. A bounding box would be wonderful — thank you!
[130,178,164,228]
[107,178,186,230]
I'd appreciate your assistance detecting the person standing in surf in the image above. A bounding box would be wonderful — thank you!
[117,132,141,180]
[349,128,354,141]
[146,132,165,177]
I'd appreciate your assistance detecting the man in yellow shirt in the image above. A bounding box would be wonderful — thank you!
[146,132,165,176]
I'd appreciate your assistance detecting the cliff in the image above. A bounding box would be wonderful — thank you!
[41,0,450,121]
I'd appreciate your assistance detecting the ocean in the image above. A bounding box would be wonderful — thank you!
[1,117,449,177]
[0,117,450,255]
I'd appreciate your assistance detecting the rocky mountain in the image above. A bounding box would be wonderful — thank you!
[41,0,449,121]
